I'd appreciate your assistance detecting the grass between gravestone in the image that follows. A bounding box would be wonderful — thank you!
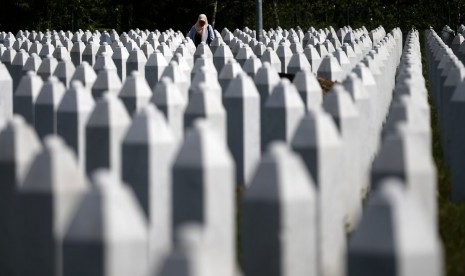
[317,77,335,94]
[422,33,465,276]
[279,72,335,94]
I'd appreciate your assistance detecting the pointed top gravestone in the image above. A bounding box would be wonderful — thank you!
[293,70,323,110]
[63,169,149,276]
[119,71,152,115]
[71,39,86,66]
[85,93,131,176]
[172,119,236,276]
[10,49,29,91]
[235,45,255,67]
[17,135,87,276]
[213,42,235,74]
[82,41,99,66]
[287,52,312,75]
[152,77,187,140]
[0,114,42,186]
[218,59,243,94]
[193,42,213,63]
[304,44,322,74]
[71,61,97,89]
[57,80,95,169]
[122,104,177,270]
[242,141,317,276]
[91,66,122,99]
[323,85,363,228]
[39,42,55,59]
[53,59,76,88]
[260,47,282,73]
[161,61,189,100]
[184,82,227,141]
[127,48,148,77]
[243,55,262,79]
[113,46,130,82]
[348,179,443,276]
[261,78,305,151]
[290,107,346,276]
[37,55,59,81]
[371,128,437,227]
[14,71,44,124]
[276,42,294,73]
[22,53,42,74]
[145,50,168,89]
[34,76,66,140]
[318,53,343,82]
[254,61,280,107]
[94,51,117,74]
[223,72,261,185]
[53,46,71,62]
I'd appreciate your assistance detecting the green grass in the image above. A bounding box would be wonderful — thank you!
[422,35,465,276]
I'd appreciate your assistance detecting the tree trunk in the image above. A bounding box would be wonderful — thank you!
[212,0,218,28]
[273,0,280,27]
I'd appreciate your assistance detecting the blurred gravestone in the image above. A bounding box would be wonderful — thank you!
[17,136,88,276]
[0,63,13,120]
[63,170,148,276]
[57,81,95,169]
[172,120,236,276]
[85,93,131,177]
[223,72,260,185]
[0,116,42,276]
[348,179,443,276]
[122,104,178,270]
[34,76,66,140]
[151,77,187,140]
[119,71,152,115]
[261,79,305,151]
[242,142,317,276]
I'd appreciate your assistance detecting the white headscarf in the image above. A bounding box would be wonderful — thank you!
[194,14,208,41]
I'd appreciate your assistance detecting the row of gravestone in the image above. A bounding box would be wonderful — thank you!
[241,27,443,276]
[2,24,378,51]
[220,25,378,80]
[1,24,380,89]
[348,28,443,276]
[0,24,386,121]
[0,23,389,187]
[0,28,185,55]
[1,24,376,66]
[426,27,465,202]
[0,25,441,276]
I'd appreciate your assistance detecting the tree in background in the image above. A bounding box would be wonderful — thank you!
[1,0,465,34]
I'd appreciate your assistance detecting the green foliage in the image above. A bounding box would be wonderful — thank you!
[1,0,465,34]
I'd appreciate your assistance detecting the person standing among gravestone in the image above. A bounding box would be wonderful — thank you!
[188,14,215,47]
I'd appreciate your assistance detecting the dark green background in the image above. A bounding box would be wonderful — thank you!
[0,0,463,35]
